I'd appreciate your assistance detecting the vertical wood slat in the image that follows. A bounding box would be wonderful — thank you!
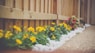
[70,0,73,16]
[34,0,36,11]
[4,19,13,30]
[57,0,61,15]
[50,0,53,13]
[44,20,47,26]
[36,20,39,27]
[87,0,90,24]
[28,0,30,11]
[47,0,49,13]
[45,0,48,13]
[30,0,34,12]
[5,0,13,8]
[30,20,35,28]
[53,0,57,14]
[0,18,4,29]
[48,0,51,13]
[24,0,29,11]
[40,20,44,26]
[14,20,22,27]
[15,0,22,9]
[23,20,29,27]
[36,0,40,12]
[78,0,80,18]
[39,0,41,12]
[41,0,44,13]
[73,0,78,16]
[48,20,51,25]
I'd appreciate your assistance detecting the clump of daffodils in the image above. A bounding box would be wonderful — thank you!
[0,20,75,49]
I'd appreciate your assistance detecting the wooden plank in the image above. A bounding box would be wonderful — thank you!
[0,18,4,29]
[41,0,44,13]
[40,20,44,26]
[15,0,22,9]
[14,20,22,27]
[45,0,48,13]
[23,0,28,11]
[48,0,51,13]
[29,20,35,27]
[4,19,13,30]
[39,0,41,12]
[48,20,51,25]
[87,0,90,24]
[36,0,40,12]
[44,20,47,26]
[36,20,39,27]
[53,0,57,14]
[23,20,29,27]
[57,0,61,15]
[5,0,13,8]
[34,0,36,11]
[30,0,34,12]
[78,0,80,18]
[39,20,41,26]
[69,0,73,16]
[50,0,53,13]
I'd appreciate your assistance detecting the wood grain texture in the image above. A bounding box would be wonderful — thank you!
[0,18,4,29]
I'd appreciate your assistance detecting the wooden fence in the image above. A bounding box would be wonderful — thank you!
[0,0,79,30]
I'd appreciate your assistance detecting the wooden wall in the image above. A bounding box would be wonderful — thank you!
[57,0,78,17]
[0,0,79,30]
[80,0,88,23]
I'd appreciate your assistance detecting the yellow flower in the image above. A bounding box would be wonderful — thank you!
[5,31,13,39]
[30,36,36,43]
[63,22,68,29]
[59,23,63,26]
[51,22,55,25]
[50,27,55,31]
[0,29,3,32]
[27,27,35,32]
[67,25,72,31]
[52,35,56,40]
[0,32,3,38]
[13,25,21,32]
[23,34,29,39]
[16,39,22,45]
[36,26,46,32]
[0,29,3,38]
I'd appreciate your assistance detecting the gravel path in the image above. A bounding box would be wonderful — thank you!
[59,26,95,51]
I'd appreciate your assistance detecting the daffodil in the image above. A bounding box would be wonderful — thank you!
[13,25,21,32]
[36,26,46,32]
[67,25,72,31]
[0,32,3,38]
[0,29,3,38]
[51,22,55,25]
[59,23,63,26]
[50,27,55,31]
[27,27,35,32]
[23,34,29,39]
[5,31,13,39]
[16,39,22,45]
[63,22,68,29]
[30,36,36,43]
